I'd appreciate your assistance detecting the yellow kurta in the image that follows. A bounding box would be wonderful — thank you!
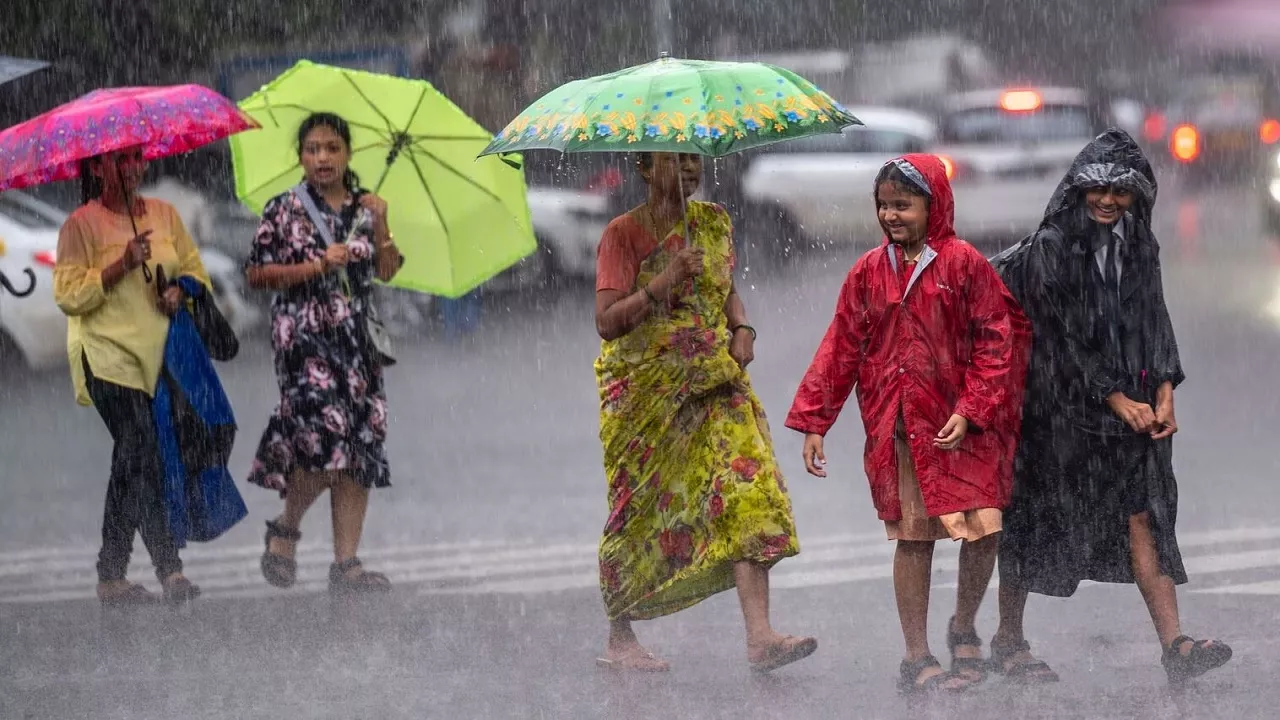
[53,198,210,406]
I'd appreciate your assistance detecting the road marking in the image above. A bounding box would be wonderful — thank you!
[5,525,1280,604]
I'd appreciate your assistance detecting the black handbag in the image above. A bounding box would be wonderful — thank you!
[158,266,239,362]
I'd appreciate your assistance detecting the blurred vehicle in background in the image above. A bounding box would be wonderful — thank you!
[933,86,1108,246]
[739,105,937,251]
[0,191,65,369]
[1144,69,1280,185]
[0,189,258,372]
[1266,145,1280,235]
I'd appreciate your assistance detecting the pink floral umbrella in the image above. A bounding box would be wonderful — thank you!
[0,84,258,192]
[0,84,258,284]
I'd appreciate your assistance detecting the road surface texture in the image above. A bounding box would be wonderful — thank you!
[2,183,1278,719]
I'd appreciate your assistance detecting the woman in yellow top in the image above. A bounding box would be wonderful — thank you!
[54,146,210,606]
[592,151,816,673]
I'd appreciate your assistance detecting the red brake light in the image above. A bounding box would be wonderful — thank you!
[1171,124,1200,162]
[1143,112,1166,142]
[1000,90,1042,113]
[937,155,956,181]
[32,250,56,268]
[1261,119,1280,145]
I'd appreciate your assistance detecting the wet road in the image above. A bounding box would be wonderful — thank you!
[3,182,1280,719]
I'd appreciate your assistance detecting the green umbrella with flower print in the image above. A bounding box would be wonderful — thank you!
[478,54,861,159]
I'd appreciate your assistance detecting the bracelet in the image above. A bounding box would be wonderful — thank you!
[642,285,659,306]
[731,324,757,340]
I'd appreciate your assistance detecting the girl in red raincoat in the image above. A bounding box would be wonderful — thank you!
[786,154,1030,694]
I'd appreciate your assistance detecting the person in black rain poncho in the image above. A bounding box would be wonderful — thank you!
[989,130,1232,684]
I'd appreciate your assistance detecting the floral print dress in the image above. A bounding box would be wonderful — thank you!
[594,201,799,622]
[245,185,390,495]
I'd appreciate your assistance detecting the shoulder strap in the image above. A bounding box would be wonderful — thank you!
[292,183,335,246]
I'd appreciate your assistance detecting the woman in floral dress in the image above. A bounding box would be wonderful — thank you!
[593,151,816,673]
[245,112,404,593]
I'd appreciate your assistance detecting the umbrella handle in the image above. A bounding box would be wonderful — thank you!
[119,167,152,284]
[0,268,36,297]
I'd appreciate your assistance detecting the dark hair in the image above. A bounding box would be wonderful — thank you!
[79,157,103,205]
[873,162,930,201]
[297,112,362,194]
[634,152,654,171]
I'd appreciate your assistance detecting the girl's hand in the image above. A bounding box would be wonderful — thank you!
[934,414,969,450]
[802,433,827,477]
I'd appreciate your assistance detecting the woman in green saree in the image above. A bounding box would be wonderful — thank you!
[592,151,816,673]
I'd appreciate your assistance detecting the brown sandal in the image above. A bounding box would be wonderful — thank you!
[749,635,819,673]
[97,582,159,607]
[328,557,391,594]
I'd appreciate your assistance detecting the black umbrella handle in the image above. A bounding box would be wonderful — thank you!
[0,268,36,297]
[119,167,152,284]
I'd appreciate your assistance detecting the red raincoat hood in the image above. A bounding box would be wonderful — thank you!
[877,153,956,248]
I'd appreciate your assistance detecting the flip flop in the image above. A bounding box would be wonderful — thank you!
[596,651,671,673]
[749,635,819,673]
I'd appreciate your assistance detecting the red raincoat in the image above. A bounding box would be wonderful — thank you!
[785,153,1031,520]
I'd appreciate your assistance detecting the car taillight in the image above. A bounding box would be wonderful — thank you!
[1000,90,1042,113]
[1261,119,1280,145]
[1143,112,1166,142]
[937,154,957,181]
[32,250,56,268]
[1171,124,1200,162]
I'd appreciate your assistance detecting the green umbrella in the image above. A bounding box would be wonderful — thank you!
[479,55,861,158]
[231,60,536,299]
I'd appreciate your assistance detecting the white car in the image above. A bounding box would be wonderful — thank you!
[740,106,938,246]
[486,186,612,293]
[933,87,1100,244]
[0,190,259,372]
[0,191,66,369]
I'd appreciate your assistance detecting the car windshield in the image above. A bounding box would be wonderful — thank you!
[0,193,63,230]
[940,104,1093,144]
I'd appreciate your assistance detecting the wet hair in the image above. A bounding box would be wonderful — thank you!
[78,157,104,205]
[873,163,929,205]
[635,152,655,171]
[297,112,362,194]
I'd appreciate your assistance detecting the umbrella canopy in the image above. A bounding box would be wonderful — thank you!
[0,84,258,192]
[231,60,536,299]
[479,55,861,158]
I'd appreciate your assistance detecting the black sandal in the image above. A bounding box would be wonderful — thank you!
[1162,635,1232,683]
[988,638,1060,683]
[947,616,987,683]
[897,655,972,695]
[261,520,301,589]
[328,557,391,594]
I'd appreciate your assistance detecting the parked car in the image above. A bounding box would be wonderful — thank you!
[739,105,938,250]
[0,190,259,372]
